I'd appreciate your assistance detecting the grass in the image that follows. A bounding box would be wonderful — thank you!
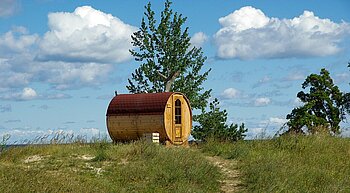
[200,136,350,192]
[0,140,220,193]
[3,134,350,192]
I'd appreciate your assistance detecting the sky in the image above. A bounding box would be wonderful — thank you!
[0,0,350,143]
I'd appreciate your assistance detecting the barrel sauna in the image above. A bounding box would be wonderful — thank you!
[106,92,192,146]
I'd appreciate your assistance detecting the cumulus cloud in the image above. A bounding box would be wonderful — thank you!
[39,61,113,90]
[254,97,271,106]
[214,6,350,59]
[0,87,38,101]
[190,32,208,48]
[0,0,20,17]
[22,87,37,99]
[37,6,137,64]
[0,6,135,92]
[221,87,241,99]
[0,57,34,89]
[0,29,38,55]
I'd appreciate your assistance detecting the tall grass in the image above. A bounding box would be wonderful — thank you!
[0,139,220,193]
[0,134,10,153]
[200,135,350,192]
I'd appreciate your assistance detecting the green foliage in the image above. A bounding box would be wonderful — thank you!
[127,0,211,110]
[90,139,110,162]
[286,68,346,135]
[192,98,247,142]
[200,136,350,192]
[0,140,220,193]
[345,62,350,114]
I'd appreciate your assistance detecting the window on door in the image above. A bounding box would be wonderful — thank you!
[175,99,181,124]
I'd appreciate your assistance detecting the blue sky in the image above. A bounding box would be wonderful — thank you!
[0,0,349,143]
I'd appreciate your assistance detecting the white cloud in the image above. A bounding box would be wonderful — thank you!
[0,28,38,54]
[0,6,133,91]
[221,87,240,99]
[214,6,350,59]
[0,0,19,17]
[0,87,38,101]
[190,32,208,48]
[38,6,137,64]
[218,6,269,32]
[0,58,33,89]
[21,87,37,100]
[254,97,271,106]
[40,62,113,90]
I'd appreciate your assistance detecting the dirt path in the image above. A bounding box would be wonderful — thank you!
[205,156,243,193]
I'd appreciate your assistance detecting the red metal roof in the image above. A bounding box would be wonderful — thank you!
[106,92,174,116]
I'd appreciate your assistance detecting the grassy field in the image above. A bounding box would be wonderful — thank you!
[0,140,220,193]
[200,135,350,192]
[2,135,350,193]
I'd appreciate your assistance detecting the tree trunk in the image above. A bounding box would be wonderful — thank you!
[165,78,174,92]
[165,71,180,92]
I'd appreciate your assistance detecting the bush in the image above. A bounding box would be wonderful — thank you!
[192,98,247,142]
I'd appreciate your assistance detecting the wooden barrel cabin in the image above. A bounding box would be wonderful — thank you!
[106,92,192,146]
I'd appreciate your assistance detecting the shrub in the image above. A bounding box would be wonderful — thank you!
[192,98,247,142]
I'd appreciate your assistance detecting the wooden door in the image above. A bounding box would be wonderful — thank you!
[173,95,183,143]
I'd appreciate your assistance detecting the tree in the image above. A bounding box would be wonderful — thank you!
[192,98,247,142]
[127,0,211,110]
[345,63,350,114]
[286,68,346,135]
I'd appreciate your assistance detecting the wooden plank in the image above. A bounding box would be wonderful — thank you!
[107,115,166,141]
